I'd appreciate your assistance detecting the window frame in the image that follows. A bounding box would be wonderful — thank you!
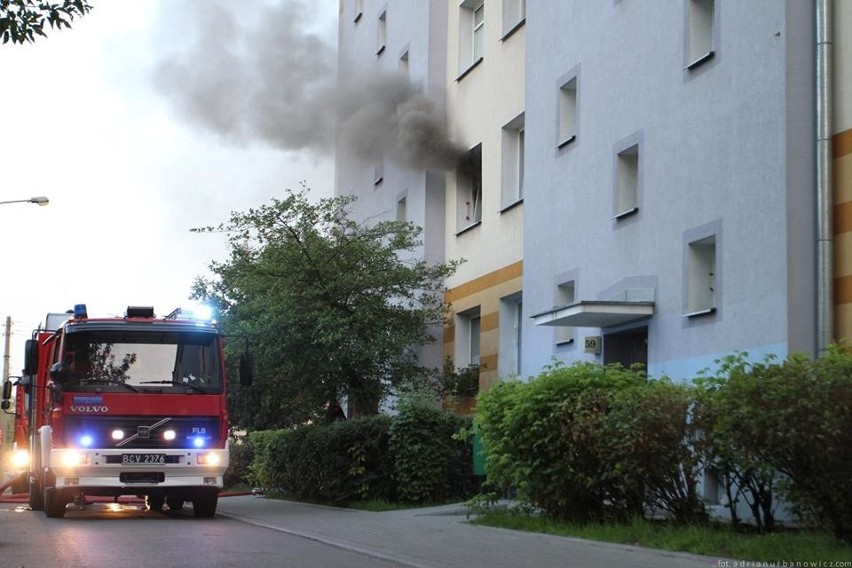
[612,132,643,222]
[501,0,526,40]
[376,9,387,56]
[556,66,580,152]
[682,220,722,320]
[501,113,526,210]
[684,0,717,72]
[456,143,483,233]
[458,0,485,78]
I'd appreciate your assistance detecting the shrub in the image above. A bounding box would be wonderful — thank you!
[264,416,395,504]
[245,430,281,490]
[698,347,852,542]
[697,353,782,530]
[771,349,852,543]
[224,435,254,488]
[389,394,475,503]
[475,361,647,521]
[603,379,707,523]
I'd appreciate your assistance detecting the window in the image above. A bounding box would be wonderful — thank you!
[459,1,485,74]
[685,235,716,316]
[558,76,578,148]
[456,308,481,368]
[554,281,575,345]
[499,294,523,376]
[501,113,525,209]
[473,3,484,60]
[353,0,363,23]
[502,0,525,38]
[399,49,409,74]
[373,161,384,186]
[686,0,715,68]
[615,144,639,219]
[377,10,387,56]
[396,195,407,222]
[704,466,721,506]
[457,144,483,231]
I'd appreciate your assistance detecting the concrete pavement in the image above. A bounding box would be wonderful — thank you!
[216,495,724,568]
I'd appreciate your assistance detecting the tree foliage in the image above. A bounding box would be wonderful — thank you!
[192,188,459,428]
[1,0,92,44]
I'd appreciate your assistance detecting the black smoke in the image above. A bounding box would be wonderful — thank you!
[153,0,464,171]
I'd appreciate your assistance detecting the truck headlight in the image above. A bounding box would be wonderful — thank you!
[60,450,88,468]
[197,452,220,467]
[11,449,30,470]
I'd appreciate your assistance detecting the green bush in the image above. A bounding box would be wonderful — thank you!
[475,362,648,521]
[697,353,782,530]
[389,395,475,503]
[602,379,707,523]
[242,403,477,506]
[264,416,395,504]
[224,435,254,488]
[245,430,281,490]
[696,347,852,542]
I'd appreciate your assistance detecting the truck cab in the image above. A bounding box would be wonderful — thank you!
[3,304,233,518]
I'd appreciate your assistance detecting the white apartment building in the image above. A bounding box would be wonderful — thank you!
[336,0,852,392]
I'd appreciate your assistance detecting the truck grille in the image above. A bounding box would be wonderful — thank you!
[63,416,221,450]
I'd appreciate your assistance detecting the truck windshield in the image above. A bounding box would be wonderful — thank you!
[62,329,223,391]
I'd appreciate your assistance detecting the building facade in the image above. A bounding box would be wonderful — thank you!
[336,0,450,372]
[442,0,525,388]
[336,0,851,387]
[522,1,817,380]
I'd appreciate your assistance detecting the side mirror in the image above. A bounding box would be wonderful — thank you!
[49,362,73,384]
[2,378,15,411]
[23,339,38,376]
[239,351,254,387]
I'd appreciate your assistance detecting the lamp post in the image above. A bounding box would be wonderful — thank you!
[1,196,48,385]
[0,196,49,207]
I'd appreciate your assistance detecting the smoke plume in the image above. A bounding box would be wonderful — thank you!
[153,0,465,171]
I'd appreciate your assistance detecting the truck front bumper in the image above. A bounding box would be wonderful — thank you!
[47,448,229,491]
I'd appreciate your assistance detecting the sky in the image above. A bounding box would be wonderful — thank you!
[0,1,339,376]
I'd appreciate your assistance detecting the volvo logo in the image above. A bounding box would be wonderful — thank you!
[70,405,109,413]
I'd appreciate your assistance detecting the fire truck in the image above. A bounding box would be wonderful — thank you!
[1,304,248,518]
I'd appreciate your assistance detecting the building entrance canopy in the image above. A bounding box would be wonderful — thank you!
[531,301,654,328]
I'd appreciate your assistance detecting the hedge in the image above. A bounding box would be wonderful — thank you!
[237,403,476,505]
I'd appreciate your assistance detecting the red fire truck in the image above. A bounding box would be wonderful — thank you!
[1,304,246,518]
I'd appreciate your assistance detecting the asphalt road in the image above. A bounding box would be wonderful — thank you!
[0,501,408,568]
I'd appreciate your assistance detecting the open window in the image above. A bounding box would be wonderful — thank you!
[501,113,525,209]
[457,144,483,232]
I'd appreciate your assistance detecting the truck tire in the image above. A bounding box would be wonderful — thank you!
[147,494,165,512]
[44,487,69,518]
[192,490,218,518]
[28,476,44,511]
[166,495,185,511]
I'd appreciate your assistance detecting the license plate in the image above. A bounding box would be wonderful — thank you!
[121,453,166,465]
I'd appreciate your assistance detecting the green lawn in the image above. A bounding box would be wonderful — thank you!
[470,512,852,563]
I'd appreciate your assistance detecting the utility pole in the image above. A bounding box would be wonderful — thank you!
[2,316,10,384]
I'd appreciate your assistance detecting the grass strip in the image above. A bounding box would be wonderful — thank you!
[470,512,852,563]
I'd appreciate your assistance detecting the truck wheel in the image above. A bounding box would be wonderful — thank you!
[44,488,69,518]
[147,494,165,512]
[192,490,218,518]
[28,477,44,511]
[166,495,185,511]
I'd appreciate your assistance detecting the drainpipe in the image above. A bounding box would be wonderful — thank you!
[816,0,834,355]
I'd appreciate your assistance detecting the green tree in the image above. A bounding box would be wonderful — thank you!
[1,1,92,44]
[193,188,459,428]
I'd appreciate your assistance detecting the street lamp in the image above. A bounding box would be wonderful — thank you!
[0,196,49,206]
